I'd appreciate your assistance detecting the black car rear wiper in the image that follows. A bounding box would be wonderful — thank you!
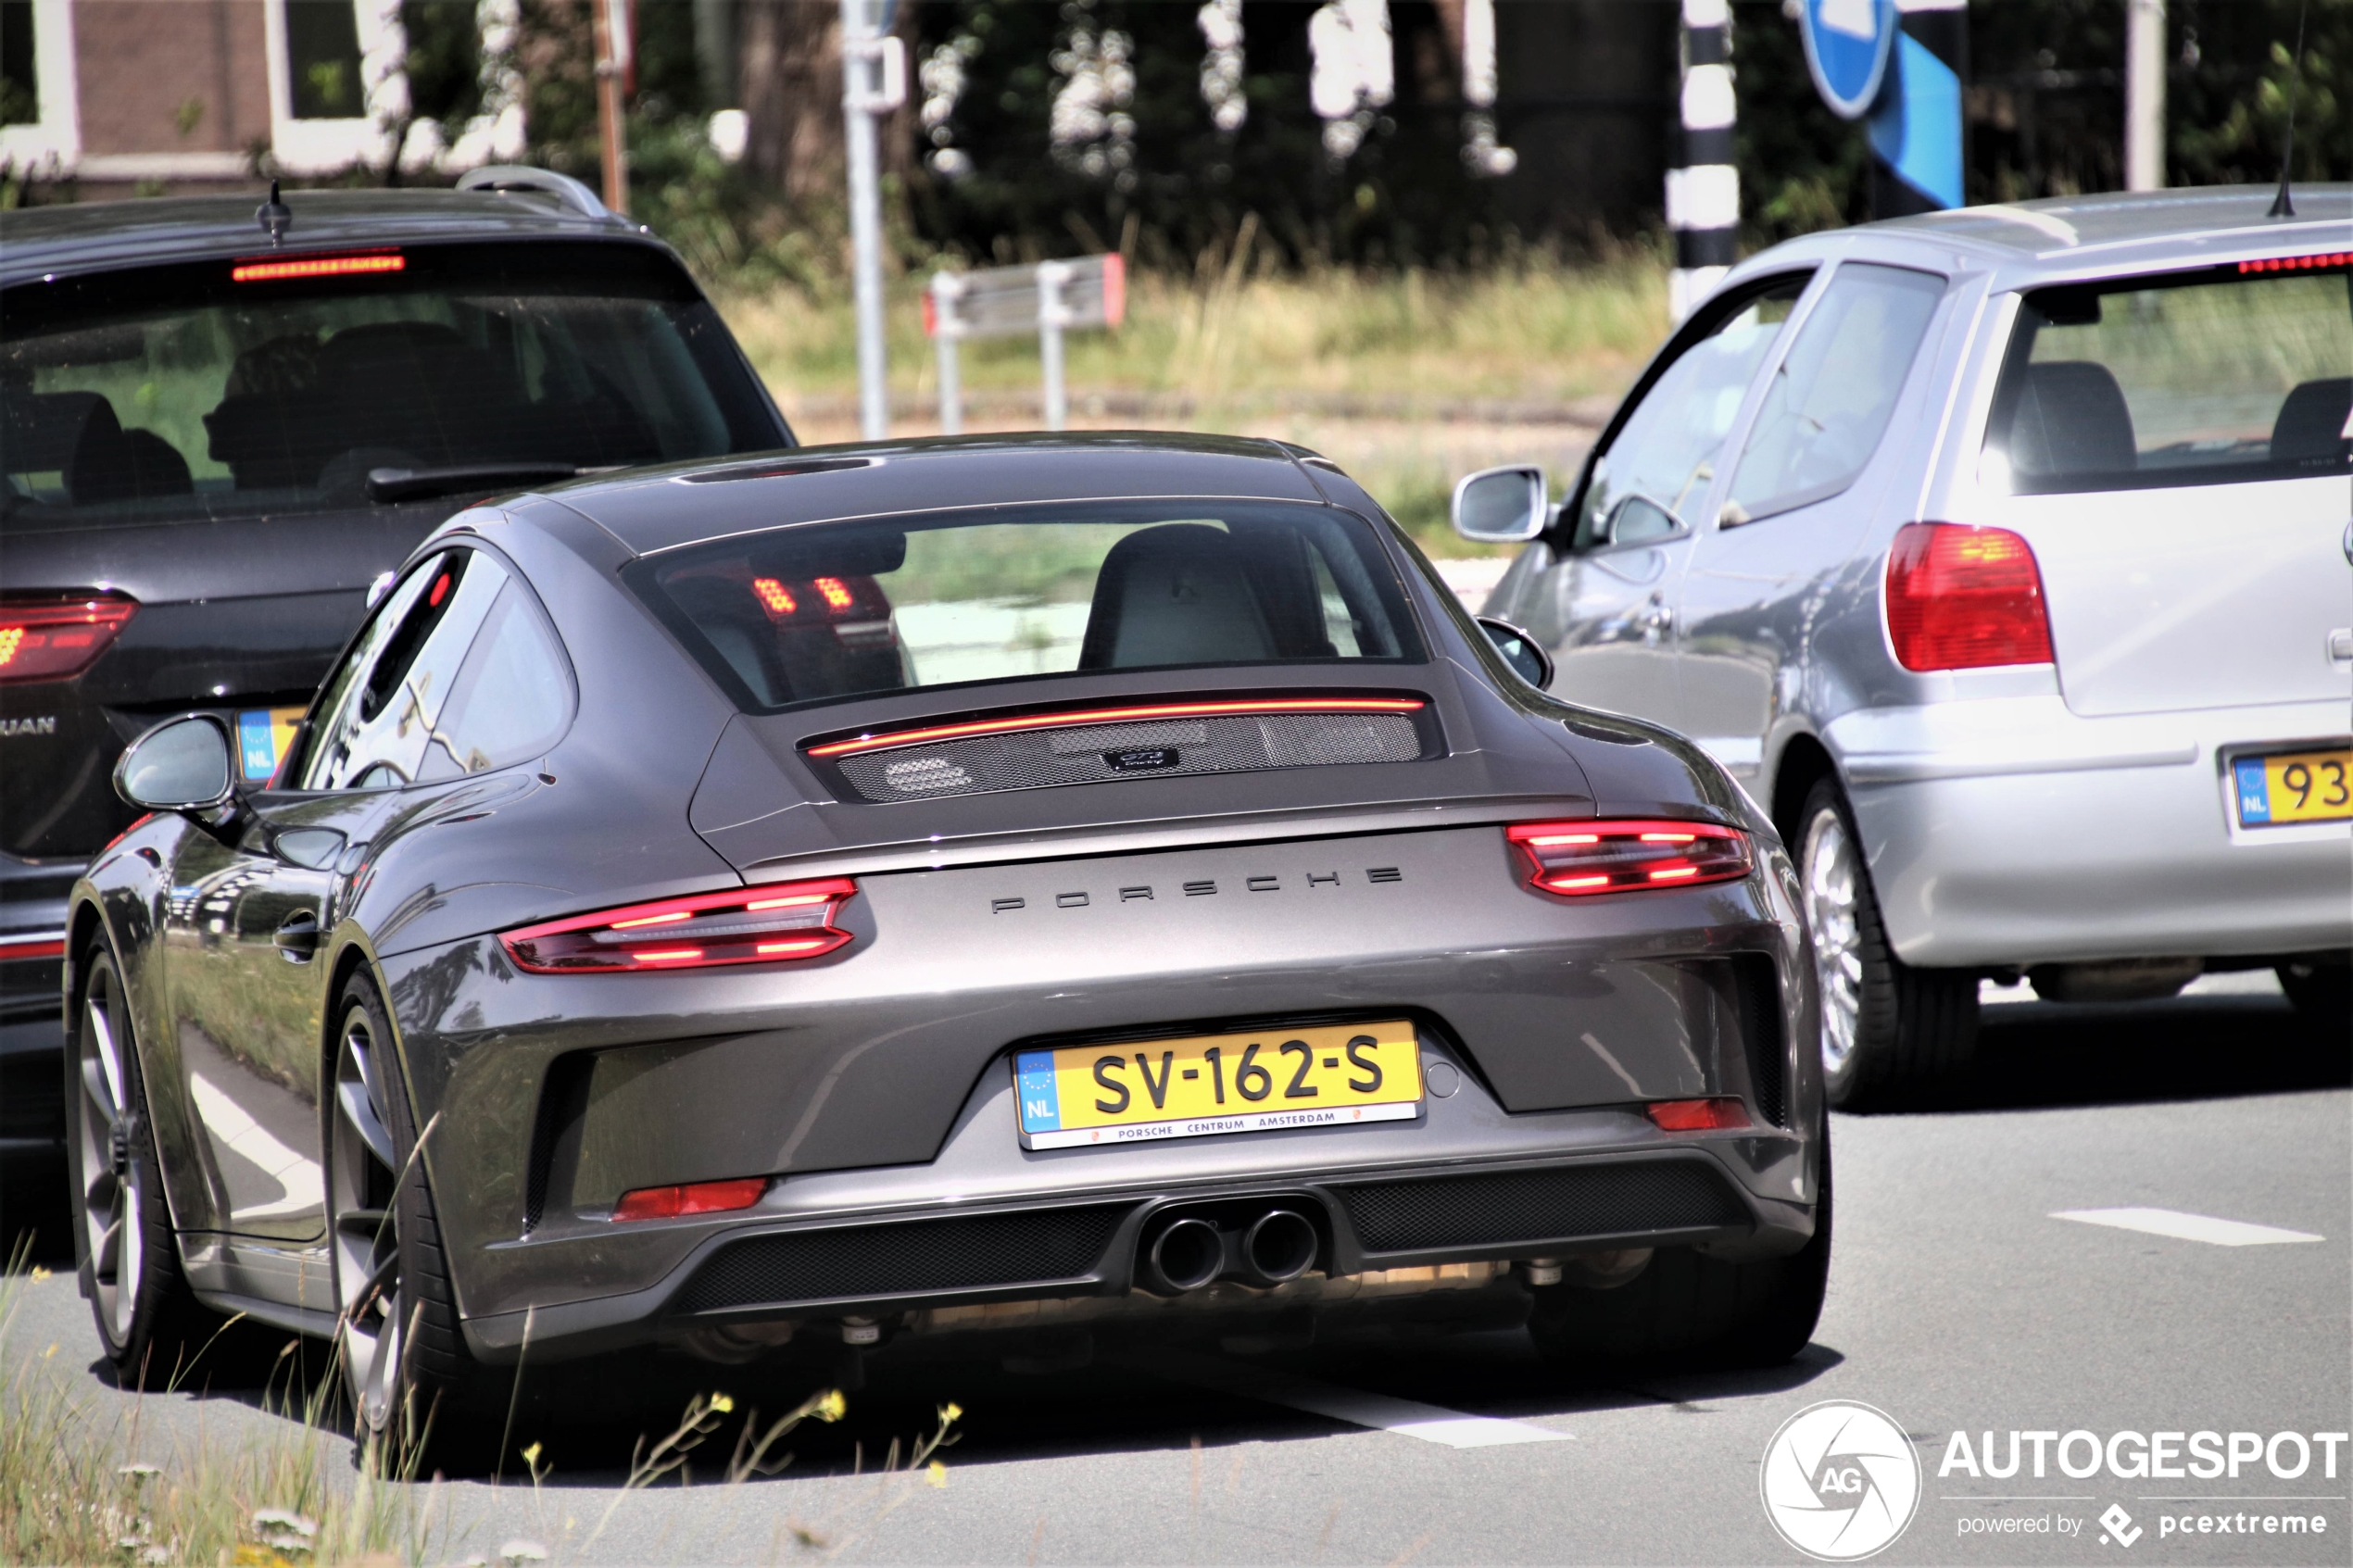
[366,462,583,504]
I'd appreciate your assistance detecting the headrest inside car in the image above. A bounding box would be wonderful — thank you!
[2008,360,2138,477]
[2271,377,2353,466]
[1079,523,1277,670]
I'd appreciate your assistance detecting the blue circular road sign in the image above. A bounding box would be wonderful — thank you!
[1800,0,1898,120]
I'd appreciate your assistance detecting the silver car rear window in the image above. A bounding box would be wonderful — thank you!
[1983,258,2353,494]
[627,500,1426,714]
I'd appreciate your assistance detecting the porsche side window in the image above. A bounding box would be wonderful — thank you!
[1723,262,1946,523]
[418,581,573,781]
[1570,277,1806,550]
[300,550,508,790]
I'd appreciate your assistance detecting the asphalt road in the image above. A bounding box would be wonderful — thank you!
[5,975,2345,1566]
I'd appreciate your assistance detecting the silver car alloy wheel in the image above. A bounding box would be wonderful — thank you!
[1802,808,1865,1077]
[74,960,145,1349]
[331,1009,406,1434]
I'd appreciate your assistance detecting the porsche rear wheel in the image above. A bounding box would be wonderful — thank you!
[1796,778,1977,1109]
[69,940,215,1386]
[1529,1123,1831,1372]
[327,972,497,1473]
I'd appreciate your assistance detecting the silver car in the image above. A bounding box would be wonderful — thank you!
[1454,186,2352,1107]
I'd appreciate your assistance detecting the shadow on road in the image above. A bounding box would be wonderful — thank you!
[1896,993,2347,1116]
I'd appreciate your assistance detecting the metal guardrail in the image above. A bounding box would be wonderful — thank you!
[924,255,1126,434]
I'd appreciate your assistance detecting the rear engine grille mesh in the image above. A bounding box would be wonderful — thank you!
[832,711,1422,803]
[675,1204,1129,1313]
[1335,1162,1749,1254]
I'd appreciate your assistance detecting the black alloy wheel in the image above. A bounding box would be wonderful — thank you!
[69,940,213,1384]
[1793,777,1978,1109]
[326,972,494,1470]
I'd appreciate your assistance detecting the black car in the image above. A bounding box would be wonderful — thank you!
[72,434,1825,1466]
[0,169,793,1242]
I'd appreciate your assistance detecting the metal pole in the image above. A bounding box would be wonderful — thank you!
[2125,0,2166,191]
[931,273,964,436]
[1666,0,1735,324]
[593,0,631,215]
[842,0,889,440]
[1036,261,1071,433]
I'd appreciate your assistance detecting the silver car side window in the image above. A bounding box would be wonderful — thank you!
[1723,262,1946,523]
[1571,280,1806,550]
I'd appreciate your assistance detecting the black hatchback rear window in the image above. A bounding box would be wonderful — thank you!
[0,242,780,533]
[628,499,1427,714]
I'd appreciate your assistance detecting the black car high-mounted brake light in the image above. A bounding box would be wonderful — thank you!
[499,879,858,972]
[231,251,405,283]
[1506,820,1753,897]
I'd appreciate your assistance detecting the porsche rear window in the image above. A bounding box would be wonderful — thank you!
[629,500,1425,712]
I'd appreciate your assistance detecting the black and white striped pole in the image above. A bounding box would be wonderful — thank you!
[1667,0,1738,324]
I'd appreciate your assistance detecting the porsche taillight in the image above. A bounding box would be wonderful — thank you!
[1884,521,2054,671]
[500,878,858,972]
[0,594,137,685]
[1505,820,1753,897]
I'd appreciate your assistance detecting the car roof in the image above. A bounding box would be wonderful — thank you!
[524,433,1336,558]
[0,186,645,288]
[1731,183,2353,291]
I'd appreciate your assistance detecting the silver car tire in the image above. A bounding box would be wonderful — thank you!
[1796,778,1978,1109]
[68,939,215,1385]
[325,972,497,1473]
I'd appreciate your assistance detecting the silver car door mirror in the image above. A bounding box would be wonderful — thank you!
[1451,465,1549,544]
[1476,617,1555,689]
[113,714,236,812]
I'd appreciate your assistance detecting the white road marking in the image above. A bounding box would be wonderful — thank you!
[2052,1207,2323,1248]
[1139,1351,1572,1449]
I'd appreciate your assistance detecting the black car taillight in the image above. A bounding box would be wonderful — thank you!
[0,593,137,685]
[1506,820,1753,897]
[500,878,858,972]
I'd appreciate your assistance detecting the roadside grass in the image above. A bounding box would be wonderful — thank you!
[0,1258,438,1565]
[4,1249,962,1565]
[723,241,1668,420]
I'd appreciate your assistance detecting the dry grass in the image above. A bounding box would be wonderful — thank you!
[722,247,1660,558]
[723,245,1667,419]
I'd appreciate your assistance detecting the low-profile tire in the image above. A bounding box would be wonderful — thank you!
[2275,958,2350,1035]
[67,939,219,1386]
[1529,1123,1831,1372]
[326,971,501,1475]
[1794,777,1977,1110]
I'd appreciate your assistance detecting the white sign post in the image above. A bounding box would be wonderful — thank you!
[925,255,1126,434]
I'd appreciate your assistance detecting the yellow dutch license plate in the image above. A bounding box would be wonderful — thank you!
[1013,1020,1422,1149]
[2233,747,2353,827]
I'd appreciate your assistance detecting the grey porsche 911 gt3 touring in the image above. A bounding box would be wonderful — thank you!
[67,433,1826,1464]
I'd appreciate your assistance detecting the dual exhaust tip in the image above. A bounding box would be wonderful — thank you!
[1141,1208,1320,1295]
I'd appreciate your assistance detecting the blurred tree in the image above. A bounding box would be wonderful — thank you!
[1732,0,2351,248]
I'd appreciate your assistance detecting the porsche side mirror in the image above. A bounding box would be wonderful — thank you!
[1451,465,1549,544]
[114,714,236,813]
[1476,617,1555,690]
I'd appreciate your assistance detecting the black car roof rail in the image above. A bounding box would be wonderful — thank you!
[455,165,613,221]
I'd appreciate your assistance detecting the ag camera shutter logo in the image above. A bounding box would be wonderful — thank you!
[1761,1400,1922,1560]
